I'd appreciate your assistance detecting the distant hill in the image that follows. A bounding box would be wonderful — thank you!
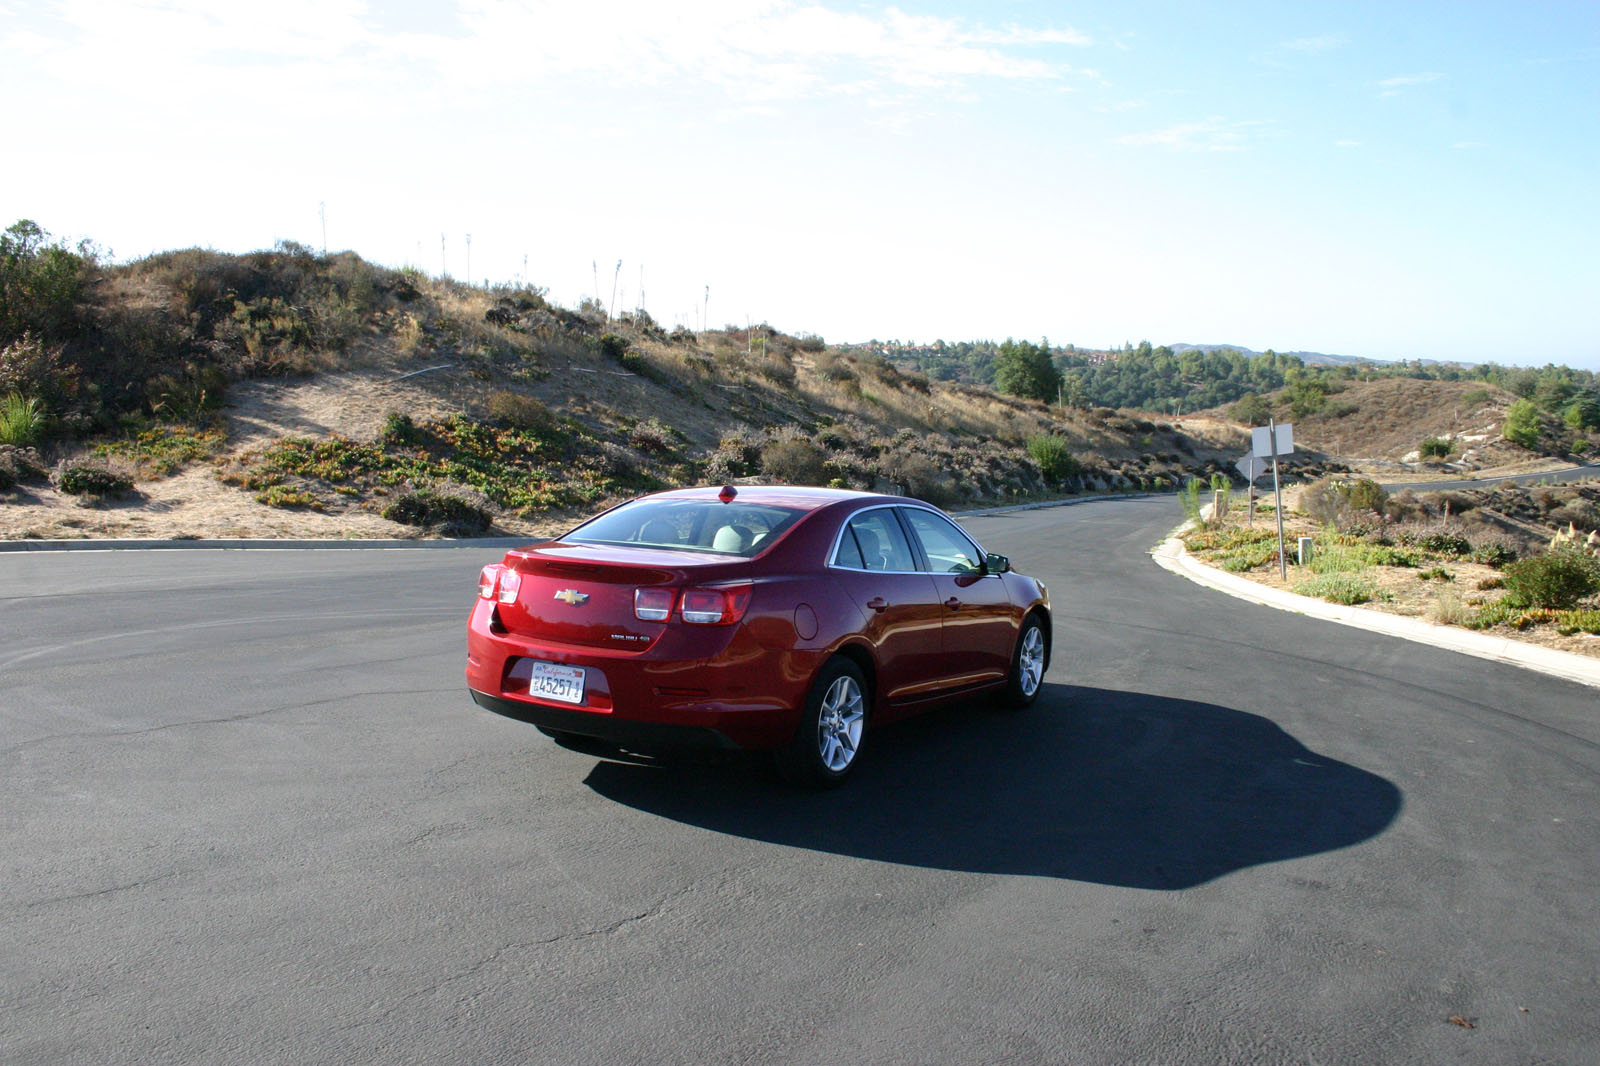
[1169,343,1379,368]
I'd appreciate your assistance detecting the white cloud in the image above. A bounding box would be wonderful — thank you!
[1377,71,1445,96]
[9,0,1091,113]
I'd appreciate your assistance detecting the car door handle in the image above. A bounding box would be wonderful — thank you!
[944,597,962,611]
[866,596,889,613]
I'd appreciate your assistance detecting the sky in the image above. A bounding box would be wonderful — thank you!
[3,1,1597,368]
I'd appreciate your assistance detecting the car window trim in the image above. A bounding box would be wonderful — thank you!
[826,503,927,575]
[896,504,995,577]
[826,502,992,576]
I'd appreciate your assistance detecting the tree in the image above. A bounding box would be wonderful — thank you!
[1503,398,1541,449]
[0,219,93,344]
[1565,396,1600,432]
[993,338,1061,404]
[1229,393,1272,426]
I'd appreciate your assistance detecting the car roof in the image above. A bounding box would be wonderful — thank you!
[645,485,915,512]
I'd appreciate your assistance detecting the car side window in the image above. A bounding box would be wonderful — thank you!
[837,509,918,572]
[901,508,984,574]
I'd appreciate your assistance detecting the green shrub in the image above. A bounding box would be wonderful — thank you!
[1,219,94,343]
[1418,437,1453,459]
[54,458,134,497]
[1179,476,1204,523]
[0,392,44,445]
[1228,393,1272,426]
[796,333,826,353]
[1471,541,1518,568]
[1399,530,1473,557]
[1417,567,1454,582]
[91,420,226,477]
[1503,398,1540,448]
[255,485,324,510]
[1026,435,1080,484]
[486,392,555,434]
[1554,609,1600,636]
[597,332,629,360]
[381,411,423,445]
[1294,573,1382,605]
[382,486,492,533]
[1501,546,1600,609]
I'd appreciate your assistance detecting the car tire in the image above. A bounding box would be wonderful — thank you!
[999,614,1048,709]
[776,657,869,789]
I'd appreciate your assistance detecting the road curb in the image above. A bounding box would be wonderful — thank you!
[1152,534,1600,691]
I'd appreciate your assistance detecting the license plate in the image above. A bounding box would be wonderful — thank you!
[528,661,585,705]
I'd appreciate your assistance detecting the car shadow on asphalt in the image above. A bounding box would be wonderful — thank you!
[581,684,1403,890]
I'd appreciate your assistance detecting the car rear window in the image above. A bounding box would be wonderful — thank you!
[566,499,806,557]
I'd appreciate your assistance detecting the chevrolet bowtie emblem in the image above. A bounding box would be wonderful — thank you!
[553,589,590,606]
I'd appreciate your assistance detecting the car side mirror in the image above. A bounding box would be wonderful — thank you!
[985,552,1011,575]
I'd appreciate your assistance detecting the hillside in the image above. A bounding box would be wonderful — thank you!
[2,242,1300,541]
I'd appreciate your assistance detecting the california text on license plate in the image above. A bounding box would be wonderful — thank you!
[528,660,585,705]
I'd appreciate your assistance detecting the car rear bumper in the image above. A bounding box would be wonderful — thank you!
[468,689,743,752]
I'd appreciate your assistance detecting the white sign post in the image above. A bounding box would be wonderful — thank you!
[1251,421,1295,578]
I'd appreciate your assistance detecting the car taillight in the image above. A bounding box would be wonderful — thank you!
[634,587,674,622]
[478,565,501,600]
[497,568,521,604]
[679,585,752,625]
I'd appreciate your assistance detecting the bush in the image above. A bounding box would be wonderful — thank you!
[381,411,423,445]
[1471,541,1518,568]
[761,437,829,485]
[0,444,46,489]
[255,485,324,510]
[382,485,493,533]
[486,392,555,434]
[628,418,674,454]
[1293,573,1381,605]
[1398,530,1472,557]
[1026,435,1080,484]
[54,458,134,497]
[814,352,856,383]
[597,332,629,360]
[1503,399,1541,449]
[1,219,94,343]
[1501,546,1600,609]
[0,392,44,445]
[1301,476,1387,528]
[1418,437,1453,459]
[884,452,958,508]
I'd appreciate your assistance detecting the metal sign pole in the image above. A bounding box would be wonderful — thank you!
[1270,418,1286,579]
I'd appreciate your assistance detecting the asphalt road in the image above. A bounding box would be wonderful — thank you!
[4,498,1598,1065]
[1381,459,1600,493]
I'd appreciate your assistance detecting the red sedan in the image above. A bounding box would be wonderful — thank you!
[466,485,1050,786]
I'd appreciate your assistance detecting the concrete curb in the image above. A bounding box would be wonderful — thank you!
[1152,534,1600,691]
